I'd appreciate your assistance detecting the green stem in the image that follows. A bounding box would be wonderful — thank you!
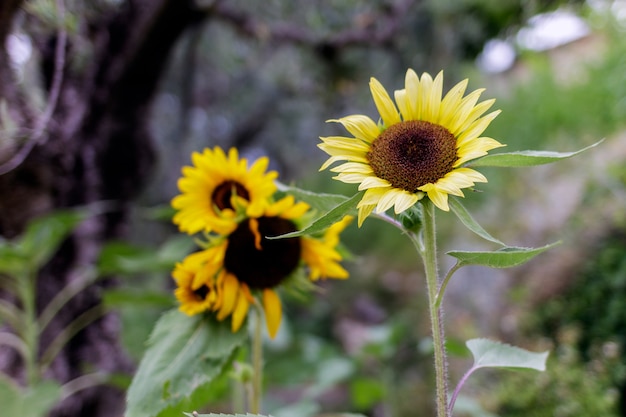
[20,268,40,386]
[251,303,264,414]
[434,263,462,309]
[410,200,449,417]
[40,304,107,373]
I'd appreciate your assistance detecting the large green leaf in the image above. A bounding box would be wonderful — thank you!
[0,376,61,417]
[184,413,271,417]
[447,242,559,268]
[98,234,195,276]
[469,140,603,168]
[276,183,350,213]
[466,338,548,371]
[448,339,548,414]
[448,198,504,245]
[268,192,360,239]
[125,310,248,417]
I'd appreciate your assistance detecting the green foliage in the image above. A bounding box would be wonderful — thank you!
[470,140,604,168]
[0,209,88,277]
[98,235,195,276]
[447,242,559,269]
[350,378,386,410]
[268,192,360,239]
[277,184,351,213]
[534,226,626,382]
[465,338,548,371]
[449,198,503,245]
[485,338,619,417]
[125,310,248,417]
[186,414,273,417]
[0,377,62,417]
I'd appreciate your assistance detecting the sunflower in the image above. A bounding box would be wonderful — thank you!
[319,69,505,226]
[172,196,352,338]
[172,247,224,316]
[172,147,278,235]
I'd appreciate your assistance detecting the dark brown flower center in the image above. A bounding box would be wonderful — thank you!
[211,180,250,210]
[224,217,302,289]
[193,284,210,301]
[367,120,458,192]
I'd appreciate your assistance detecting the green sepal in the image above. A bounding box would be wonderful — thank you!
[267,192,360,239]
[469,140,603,168]
[397,204,423,233]
[125,310,248,417]
[446,241,560,268]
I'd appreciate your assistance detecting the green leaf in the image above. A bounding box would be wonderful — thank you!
[125,310,248,417]
[447,242,560,268]
[103,289,174,309]
[0,244,29,277]
[0,376,62,417]
[99,236,194,277]
[184,413,271,417]
[466,338,548,371]
[469,140,603,168]
[350,377,386,409]
[277,183,350,213]
[17,209,89,269]
[268,192,360,239]
[449,198,504,245]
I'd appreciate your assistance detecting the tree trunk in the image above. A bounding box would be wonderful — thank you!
[0,1,204,416]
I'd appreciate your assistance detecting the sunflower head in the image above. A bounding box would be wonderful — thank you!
[172,249,223,316]
[319,69,505,226]
[171,147,279,235]
[185,195,351,339]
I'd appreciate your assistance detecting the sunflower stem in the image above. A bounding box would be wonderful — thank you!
[412,200,449,417]
[251,303,264,414]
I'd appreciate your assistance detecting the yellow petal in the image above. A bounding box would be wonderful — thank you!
[263,289,282,339]
[439,78,469,127]
[420,183,451,211]
[357,204,376,227]
[393,190,421,213]
[328,115,380,143]
[370,77,401,127]
[357,176,392,190]
[231,291,250,333]
[404,69,421,120]
[425,71,444,123]
[217,273,239,320]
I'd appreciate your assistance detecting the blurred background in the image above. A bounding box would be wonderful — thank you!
[1,0,626,416]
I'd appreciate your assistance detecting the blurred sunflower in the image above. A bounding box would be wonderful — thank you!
[172,196,352,338]
[172,147,278,235]
[319,69,505,226]
[172,247,224,316]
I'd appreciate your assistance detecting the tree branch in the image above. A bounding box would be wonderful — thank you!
[211,0,414,50]
[0,0,67,175]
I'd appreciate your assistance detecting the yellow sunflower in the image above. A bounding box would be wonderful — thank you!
[174,196,352,338]
[319,69,505,226]
[172,147,278,235]
[172,247,224,316]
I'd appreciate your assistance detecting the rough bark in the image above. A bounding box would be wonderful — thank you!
[0,1,204,416]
